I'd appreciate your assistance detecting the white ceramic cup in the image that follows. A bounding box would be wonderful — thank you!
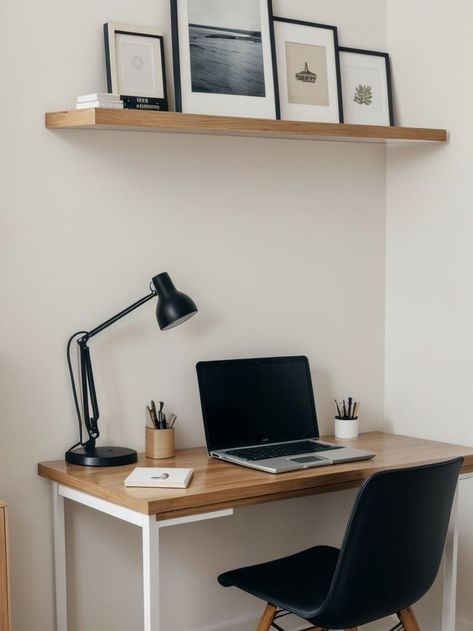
[334,417,359,440]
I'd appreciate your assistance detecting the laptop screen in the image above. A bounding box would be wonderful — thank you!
[196,356,319,452]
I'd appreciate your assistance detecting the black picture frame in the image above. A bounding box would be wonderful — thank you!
[267,9,344,123]
[170,0,277,119]
[170,1,183,113]
[104,23,168,111]
[338,46,394,126]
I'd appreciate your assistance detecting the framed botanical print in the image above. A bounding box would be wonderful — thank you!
[339,47,394,126]
[104,23,168,110]
[170,0,277,119]
[269,14,343,123]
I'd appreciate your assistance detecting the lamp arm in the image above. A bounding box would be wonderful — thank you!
[66,289,157,454]
[78,339,100,447]
[87,290,157,339]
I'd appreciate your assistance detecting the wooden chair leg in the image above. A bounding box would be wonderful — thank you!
[398,607,420,631]
[256,604,277,631]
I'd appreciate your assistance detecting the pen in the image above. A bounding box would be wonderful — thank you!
[151,400,158,423]
[146,405,154,428]
[158,401,165,429]
[150,401,159,429]
[347,397,353,419]
[334,399,341,418]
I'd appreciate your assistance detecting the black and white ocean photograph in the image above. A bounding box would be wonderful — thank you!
[188,0,266,97]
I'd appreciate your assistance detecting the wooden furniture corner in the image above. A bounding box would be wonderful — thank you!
[0,502,10,631]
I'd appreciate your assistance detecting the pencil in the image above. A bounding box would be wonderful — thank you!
[334,399,341,418]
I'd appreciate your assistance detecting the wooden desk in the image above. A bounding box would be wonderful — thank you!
[38,432,473,631]
[0,502,10,631]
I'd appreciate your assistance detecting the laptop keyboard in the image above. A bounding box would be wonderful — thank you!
[225,440,343,461]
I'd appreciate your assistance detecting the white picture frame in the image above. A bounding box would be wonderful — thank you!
[104,23,168,110]
[170,0,277,119]
[339,47,394,126]
[269,16,343,123]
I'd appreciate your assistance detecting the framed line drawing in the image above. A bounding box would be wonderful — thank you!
[269,14,343,123]
[170,0,277,119]
[339,47,394,126]
[104,23,168,110]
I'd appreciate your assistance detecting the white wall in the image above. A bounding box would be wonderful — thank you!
[0,1,387,630]
[386,0,473,629]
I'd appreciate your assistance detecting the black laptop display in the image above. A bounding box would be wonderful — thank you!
[197,356,317,451]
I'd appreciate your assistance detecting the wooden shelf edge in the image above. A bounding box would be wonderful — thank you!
[45,109,448,143]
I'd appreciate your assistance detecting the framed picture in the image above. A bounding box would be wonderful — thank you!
[339,47,394,126]
[104,23,168,110]
[170,0,277,119]
[269,14,343,123]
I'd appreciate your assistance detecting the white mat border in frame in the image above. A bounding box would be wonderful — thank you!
[339,46,394,126]
[270,16,343,123]
[171,0,277,119]
[104,22,168,107]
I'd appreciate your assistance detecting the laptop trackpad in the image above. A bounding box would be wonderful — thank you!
[289,455,328,466]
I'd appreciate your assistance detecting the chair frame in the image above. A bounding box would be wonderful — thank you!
[255,589,421,630]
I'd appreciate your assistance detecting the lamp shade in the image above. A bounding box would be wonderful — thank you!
[152,272,198,331]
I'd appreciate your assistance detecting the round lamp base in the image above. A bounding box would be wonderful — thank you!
[65,446,138,467]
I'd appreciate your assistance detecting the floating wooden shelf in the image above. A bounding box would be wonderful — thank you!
[45,109,448,144]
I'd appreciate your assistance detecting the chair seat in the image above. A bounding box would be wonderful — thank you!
[218,545,340,620]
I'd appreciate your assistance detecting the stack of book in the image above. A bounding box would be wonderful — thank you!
[121,96,164,111]
[76,93,123,110]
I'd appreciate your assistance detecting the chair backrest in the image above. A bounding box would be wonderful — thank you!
[315,458,463,629]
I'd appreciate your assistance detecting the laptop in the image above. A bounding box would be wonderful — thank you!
[196,356,375,474]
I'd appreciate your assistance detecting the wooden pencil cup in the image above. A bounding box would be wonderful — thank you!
[145,427,175,459]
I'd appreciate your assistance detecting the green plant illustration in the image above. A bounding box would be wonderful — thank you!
[354,85,373,105]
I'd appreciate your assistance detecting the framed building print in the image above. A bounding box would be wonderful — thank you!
[269,14,343,123]
[104,23,168,110]
[170,0,277,119]
[339,47,394,126]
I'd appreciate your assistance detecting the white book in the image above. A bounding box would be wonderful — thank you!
[77,92,121,103]
[124,467,194,489]
[76,102,124,110]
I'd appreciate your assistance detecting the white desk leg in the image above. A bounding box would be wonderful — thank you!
[142,515,159,631]
[52,482,68,631]
[442,485,459,631]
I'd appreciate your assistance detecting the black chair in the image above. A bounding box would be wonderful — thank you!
[218,458,463,631]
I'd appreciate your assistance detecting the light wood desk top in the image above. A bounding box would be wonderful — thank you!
[38,432,473,519]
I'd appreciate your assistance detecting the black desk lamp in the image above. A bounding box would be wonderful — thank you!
[65,272,198,467]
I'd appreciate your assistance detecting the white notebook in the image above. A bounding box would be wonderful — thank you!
[124,467,194,489]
